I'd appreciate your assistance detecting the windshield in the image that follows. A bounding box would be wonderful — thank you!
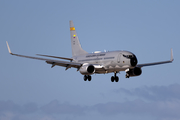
[123,54,134,59]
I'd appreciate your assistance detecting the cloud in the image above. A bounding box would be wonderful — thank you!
[22,102,38,114]
[93,99,147,115]
[114,83,180,101]
[0,100,87,120]
[93,99,180,119]
[1,84,180,120]
[40,100,87,115]
[0,100,39,120]
[1,99,180,120]
[0,100,21,113]
[0,100,38,114]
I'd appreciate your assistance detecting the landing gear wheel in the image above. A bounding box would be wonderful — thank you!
[111,76,115,82]
[115,76,119,82]
[111,72,119,82]
[84,75,88,81]
[84,75,92,81]
[88,75,91,81]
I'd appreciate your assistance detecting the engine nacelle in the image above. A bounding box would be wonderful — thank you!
[128,67,142,77]
[79,64,95,75]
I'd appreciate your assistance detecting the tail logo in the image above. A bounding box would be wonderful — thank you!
[70,27,75,31]
[73,35,76,38]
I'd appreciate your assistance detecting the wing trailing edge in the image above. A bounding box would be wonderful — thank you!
[6,41,82,69]
[36,54,73,61]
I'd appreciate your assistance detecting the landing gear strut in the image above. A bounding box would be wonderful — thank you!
[84,75,92,81]
[125,73,130,78]
[111,72,119,82]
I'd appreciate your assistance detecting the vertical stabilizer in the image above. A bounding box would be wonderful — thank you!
[70,20,88,56]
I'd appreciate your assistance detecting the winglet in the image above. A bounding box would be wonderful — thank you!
[6,41,12,54]
[170,48,174,62]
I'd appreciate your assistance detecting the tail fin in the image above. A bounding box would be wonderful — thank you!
[70,20,88,56]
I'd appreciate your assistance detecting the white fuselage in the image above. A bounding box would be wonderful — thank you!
[72,50,137,74]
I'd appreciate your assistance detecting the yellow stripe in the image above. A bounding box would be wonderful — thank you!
[70,27,75,31]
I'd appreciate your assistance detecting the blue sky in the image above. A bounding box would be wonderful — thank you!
[0,0,180,120]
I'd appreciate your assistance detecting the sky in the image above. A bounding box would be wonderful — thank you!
[0,0,180,120]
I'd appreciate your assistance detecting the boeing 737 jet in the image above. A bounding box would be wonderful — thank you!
[6,20,174,82]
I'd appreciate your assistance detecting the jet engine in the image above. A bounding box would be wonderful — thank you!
[79,64,95,75]
[126,67,142,77]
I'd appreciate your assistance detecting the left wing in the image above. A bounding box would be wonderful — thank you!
[36,54,73,61]
[6,41,82,70]
[137,49,174,68]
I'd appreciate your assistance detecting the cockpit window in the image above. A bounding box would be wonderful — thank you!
[123,54,134,59]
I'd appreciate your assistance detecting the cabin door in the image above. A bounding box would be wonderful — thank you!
[117,53,121,63]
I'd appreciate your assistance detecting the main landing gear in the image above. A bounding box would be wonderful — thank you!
[111,72,119,82]
[83,72,120,82]
[84,75,92,81]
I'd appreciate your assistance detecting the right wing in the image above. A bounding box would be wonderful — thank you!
[6,41,82,70]
[137,49,174,68]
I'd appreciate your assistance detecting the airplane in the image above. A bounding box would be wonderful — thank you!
[6,20,174,82]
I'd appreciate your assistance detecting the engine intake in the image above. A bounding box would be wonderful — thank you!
[130,56,138,67]
[79,64,95,75]
[127,67,142,77]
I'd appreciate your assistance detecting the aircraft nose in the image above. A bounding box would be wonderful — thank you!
[130,56,138,67]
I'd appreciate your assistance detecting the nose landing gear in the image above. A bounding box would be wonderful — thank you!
[125,73,130,78]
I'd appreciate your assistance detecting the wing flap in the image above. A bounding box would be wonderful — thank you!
[46,60,81,68]
[36,54,73,61]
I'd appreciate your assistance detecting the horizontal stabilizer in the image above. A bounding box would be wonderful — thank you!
[36,54,73,61]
